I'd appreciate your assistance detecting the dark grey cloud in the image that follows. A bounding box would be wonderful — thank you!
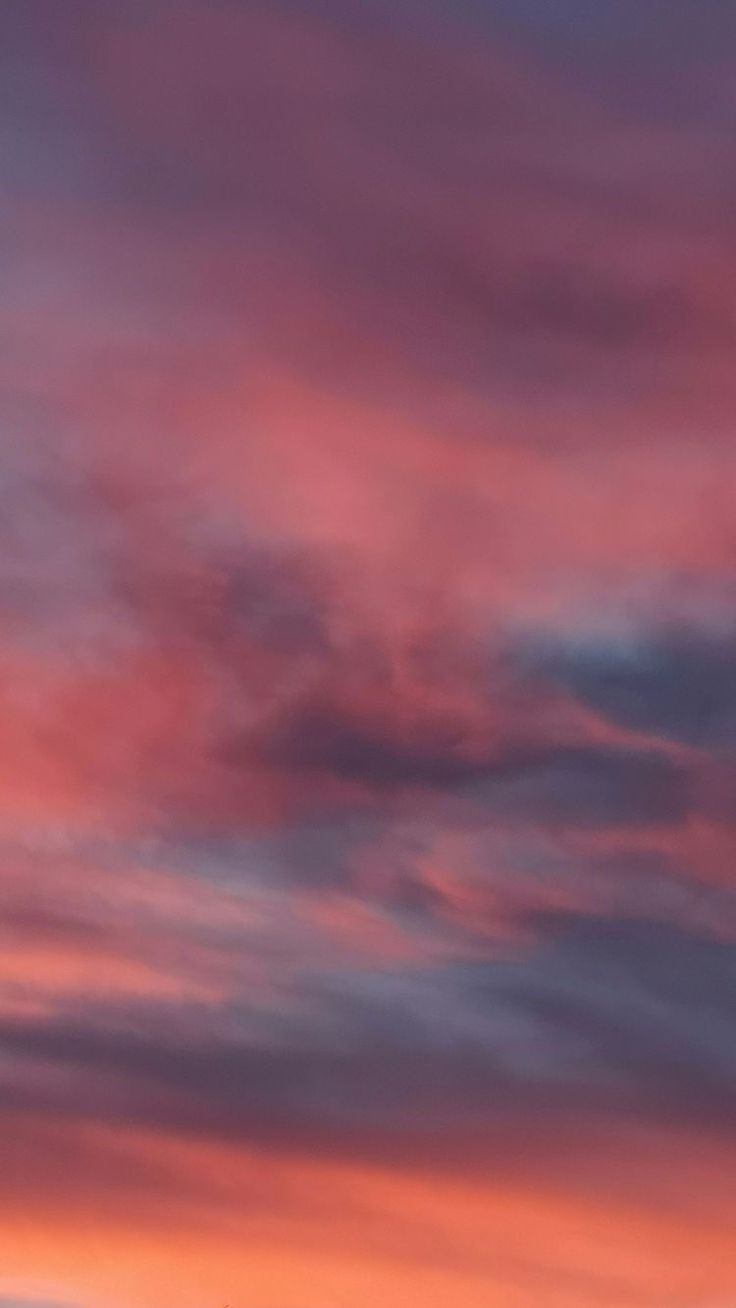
[533,627,736,749]
[255,700,493,789]
[1,912,732,1166]
[471,0,736,59]
[254,694,690,826]
[474,743,690,828]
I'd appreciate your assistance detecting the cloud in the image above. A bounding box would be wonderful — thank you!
[2,1,736,1304]
[0,911,732,1171]
[529,625,736,749]
[253,678,691,827]
[0,1300,80,1308]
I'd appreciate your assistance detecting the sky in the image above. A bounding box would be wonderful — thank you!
[1,1,735,1305]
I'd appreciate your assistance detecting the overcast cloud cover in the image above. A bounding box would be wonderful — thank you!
[1,2,735,1306]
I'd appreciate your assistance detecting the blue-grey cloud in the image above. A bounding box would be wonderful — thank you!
[532,627,736,749]
[1,912,732,1167]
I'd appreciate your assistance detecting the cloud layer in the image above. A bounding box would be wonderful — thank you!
[1,2,735,1306]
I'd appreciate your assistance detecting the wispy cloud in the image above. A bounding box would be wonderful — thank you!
[1,1,735,1306]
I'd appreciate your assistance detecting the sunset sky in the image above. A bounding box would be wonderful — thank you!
[1,2,736,1306]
